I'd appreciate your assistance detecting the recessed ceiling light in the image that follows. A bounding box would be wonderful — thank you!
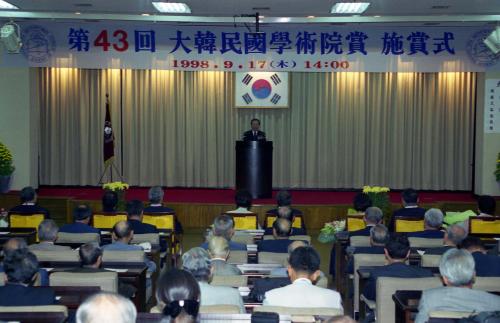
[152,2,191,13]
[307,15,315,18]
[330,2,370,14]
[277,17,291,23]
[0,0,18,9]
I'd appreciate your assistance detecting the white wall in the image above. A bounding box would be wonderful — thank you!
[0,67,37,190]
[475,72,500,196]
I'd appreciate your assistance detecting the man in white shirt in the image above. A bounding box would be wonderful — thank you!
[226,190,253,214]
[263,246,343,312]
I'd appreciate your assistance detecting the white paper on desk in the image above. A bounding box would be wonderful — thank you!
[493,237,500,241]
[416,250,425,256]
[100,231,111,235]
[0,232,10,235]
[104,268,128,273]
[55,296,62,300]
[44,268,54,272]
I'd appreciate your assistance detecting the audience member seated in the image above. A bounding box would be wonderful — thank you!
[226,190,253,214]
[351,192,373,215]
[350,207,383,237]
[263,246,343,311]
[9,186,50,218]
[143,186,183,234]
[270,240,309,277]
[266,190,305,226]
[461,236,500,277]
[59,204,100,234]
[126,199,158,234]
[346,224,388,273]
[201,214,246,251]
[425,224,467,255]
[477,195,496,217]
[182,247,245,313]
[407,208,445,239]
[388,188,426,231]
[415,249,500,323]
[76,292,137,323]
[0,238,49,286]
[207,236,242,276]
[0,248,56,306]
[28,219,71,251]
[326,316,357,323]
[362,233,433,302]
[258,218,295,253]
[101,190,119,213]
[65,242,136,298]
[101,221,156,273]
[156,269,200,323]
[264,206,307,236]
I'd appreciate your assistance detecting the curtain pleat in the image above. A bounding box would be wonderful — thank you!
[36,69,475,190]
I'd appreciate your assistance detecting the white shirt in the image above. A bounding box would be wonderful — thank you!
[226,207,253,214]
[263,278,343,311]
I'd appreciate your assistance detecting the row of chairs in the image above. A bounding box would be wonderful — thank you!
[347,214,500,234]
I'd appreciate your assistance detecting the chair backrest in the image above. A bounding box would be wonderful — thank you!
[92,212,127,229]
[353,253,387,312]
[227,250,248,264]
[142,213,175,230]
[474,277,500,292]
[102,250,145,263]
[409,237,444,249]
[421,254,442,267]
[56,232,100,244]
[428,311,474,319]
[394,216,425,233]
[50,271,118,293]
[211,275,248,287]
[32,249,80,262]
[259,252,288,264]
[350,236,371,247]
[131,233,160,245]
[231,233,254,245]
[375,277,443,323]
[254,305,343,316]
[200,305,242,314]
[265,214,304,229]
[226,213,258,230]
[9,214,45,241]
[469,216,500,235]
[0,305,68,323]
[346,214,365,232]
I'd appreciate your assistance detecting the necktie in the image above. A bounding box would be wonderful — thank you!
[254,131,257,138]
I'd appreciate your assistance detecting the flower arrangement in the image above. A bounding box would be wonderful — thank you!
[317,220,346,244]
[363,185,391,225]
[0,141,15,176]
[495,152,500,182]
[102,181,129,191]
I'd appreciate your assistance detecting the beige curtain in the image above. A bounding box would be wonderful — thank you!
[36,69,475,190]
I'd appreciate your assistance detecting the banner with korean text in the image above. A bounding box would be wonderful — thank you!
[1,22,499,72]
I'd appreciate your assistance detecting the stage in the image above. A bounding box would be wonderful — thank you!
[0,186,480,230]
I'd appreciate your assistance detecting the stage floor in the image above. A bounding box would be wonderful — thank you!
[37,186,477,205]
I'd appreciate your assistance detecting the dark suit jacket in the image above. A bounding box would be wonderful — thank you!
[201,240,247,251]
[349,225,374,237]
[65,266,136,298]
[389,206,426,231]
[242,130,266,141]
[266,208,306,232]
[59,222,100,234]
[407,230,444,239]
[264,227,307,236]
[472,251,500,277]
[9,204,50,219]
[0,283,56,306]
[346,246,386,274]
[362,262,434,301]
[128,219,158,234]
[257,239,294,253]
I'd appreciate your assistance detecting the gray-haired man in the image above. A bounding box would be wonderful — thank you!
[28,219,71,251]
[407,208,445,239]
[415,248,500,323]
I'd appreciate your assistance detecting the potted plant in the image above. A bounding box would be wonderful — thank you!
[363,185,391,225]
[0,141,15,193]
[495,152,500,182]
[102,181,129,211]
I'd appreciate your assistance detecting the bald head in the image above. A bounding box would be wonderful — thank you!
[287,240,308,255]
[3,238,28,257]
[273,218,292,238]
[112,221,133,243]
[76,292,136,323]
[207,236,229,258]
[277,206,294,222]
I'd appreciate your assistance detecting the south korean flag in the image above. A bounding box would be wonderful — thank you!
[235,72,289,108]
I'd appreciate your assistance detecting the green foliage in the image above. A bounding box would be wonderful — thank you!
[0,142,14,176]
[495,152,500,182]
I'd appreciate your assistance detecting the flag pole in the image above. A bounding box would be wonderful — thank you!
[98,93,123,184]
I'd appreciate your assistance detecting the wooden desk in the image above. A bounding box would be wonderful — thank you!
[42,262,148,312]
[0,311,67,323]
[52,286,100,309]
[137,312,293,323]
[334,231,349,294]
[0,228,37,247]
[393,290,422,323]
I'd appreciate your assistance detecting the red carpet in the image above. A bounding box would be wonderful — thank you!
[37,186,477,205]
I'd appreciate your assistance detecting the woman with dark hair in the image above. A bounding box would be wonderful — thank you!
[156,269,200,323]
[352,192,372,213]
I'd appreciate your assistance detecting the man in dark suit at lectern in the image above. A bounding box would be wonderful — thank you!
[242,118,266,141]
